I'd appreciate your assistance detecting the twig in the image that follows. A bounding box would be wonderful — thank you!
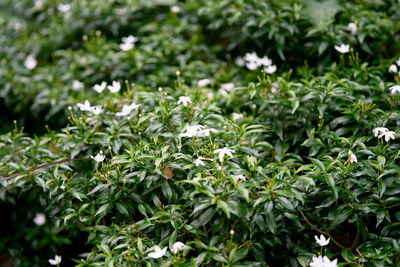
[0,157,90,183]
[299,210,352,252]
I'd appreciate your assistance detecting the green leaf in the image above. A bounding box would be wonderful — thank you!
[115,202,130,217]
[161,181,172,202]
[95,203,110,217]
[237,186,249,202]
[217,199,231,219]
[309,158,326,172]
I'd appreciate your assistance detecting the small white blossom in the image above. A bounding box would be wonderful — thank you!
[119,42,135,51]
[198,128,217,137]
[232,113,243,121]
[116,103,140,116]
[396,58,400,67]
[244,52,258,62]
[257,56,272,67]
[180,125,204,137]
[193,177,201,183]
[34,0,44,9]
[77,100,92,111]
[264,65,277,74]
[93,82,107,93]
[33,213,46,226]
[334,44,350,53]
[90,106,103,115]
[172,242,187,254]
[57,3,70,12]
[379,131,396,142]
[235,57,245,67]
[72,80,83,91]
[348,150,357,163]
[315,234,330,246]
[177,96,191,107]
[246,61,258,70]
[91,151,105,162]
[194,157,206,166]
[122,35,139,44]
[389,85,400,95]
[348,22,357,35]
[389,64,398,73]
[310,255,324,267]
[171,5,181,13]
[108,81,121,93]
[373,127,389,137]
[49,255,62,265]
[148,245,167,259]
[24,54,37,70]
[214,147,235,162]
[197,78,211,87]
[323,256,338,267]
[60,185,65,190]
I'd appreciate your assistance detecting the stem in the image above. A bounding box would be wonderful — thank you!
[0,157,90,183]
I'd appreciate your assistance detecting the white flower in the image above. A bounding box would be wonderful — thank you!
[180,125,204,138]
[91,151,105,162]
[60,185,65,190]
[244,52,258,63]
[116,105,133,116]
[323,256,338,267]
[257,56,272,67]
[171,5,181,13]
[193,177,201,183]
[264,65,277,74]
[197,79,211,87]
[315,234,330,246]
[194,157,206,166]
[93,82,107,93]
[148,245,167,259]
[310,255,324,267]
[246,61,258,70]
[177,96,191,107]
[389,64,398,73]
[221,83,235,91]
[77,100,92,111]
[334,44,350,53]
[220,83,235,96]
[72,80,83,91]
[348,150,357,163]
[389,85,400,95]
[373,127,389,137]
[34,0,44,9]
[57,3,70,12]
[33,213,46,226]
[214,147,235,162]
[232,113,243,121]
[122,35,139,44]
[108,81,121,93]
[24,54,37,70]
[348,22,357,35]
[49,255,62,265]
[198,128,217,137]
[119,42,135,51]
[396,58,400,67]
[90,106,103,115]
[379,131,396,142]
[172,242,187,254]
[116,103,139,117]
[235,57,245,67]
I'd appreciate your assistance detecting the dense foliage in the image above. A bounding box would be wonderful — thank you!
[1,0,400,266]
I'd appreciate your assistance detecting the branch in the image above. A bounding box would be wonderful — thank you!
[0,157,90,183]
[299,210,353,253]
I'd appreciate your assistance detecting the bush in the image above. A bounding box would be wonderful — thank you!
[1,0,400,266]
